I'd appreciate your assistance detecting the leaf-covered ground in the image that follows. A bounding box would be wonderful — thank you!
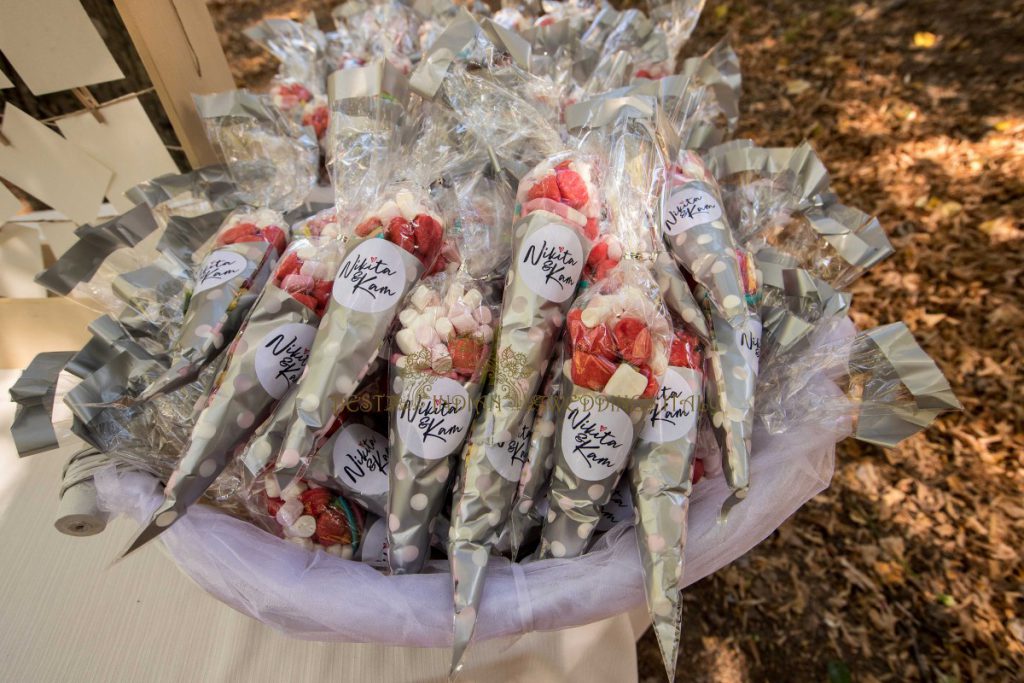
[209,0,1024,679]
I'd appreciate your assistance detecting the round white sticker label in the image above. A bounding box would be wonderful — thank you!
[518,223,585,303]
[662,186,723,235]
[738,317,762,374]
[331,423,389,496]
[560,396,634,482]
[254,322,317,399]
[396,376,472,460]
[195,249,248,294]
[640,367,702,444]
[485,420,532,481]
[333,239,407,313]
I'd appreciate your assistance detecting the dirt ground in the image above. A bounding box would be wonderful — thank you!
[208,0,1023,680]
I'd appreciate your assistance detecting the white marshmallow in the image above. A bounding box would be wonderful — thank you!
[325,543,345,557]
[434,317,454,339]
[463,288,483,309]
[287,536,315,551]
[604,364,648,399]
[410,285,434,312]
[451,313,478,334]
[421,305,442,322]
[264,473,281,499]
[376,200,401,222]
[395,328,422,355]
[290,515,317,538]
[398,307,418,328]
[444,282,465,307]
[276,498,304,527]
[281,480,308,500]
[414,324,440,348]
[473,306,493,325]
[650,345,668,376]
[478,324,494,343]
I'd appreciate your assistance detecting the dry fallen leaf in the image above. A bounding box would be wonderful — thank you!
[786,78,812,95]
[913,31,938,48]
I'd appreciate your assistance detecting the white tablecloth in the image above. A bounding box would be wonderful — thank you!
[0,370,648,682]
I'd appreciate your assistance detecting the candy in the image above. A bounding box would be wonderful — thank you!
[264,473,281,499]
[449,337,484,374]
[527,175,561,203]
[431,345,453,373]
[603,364,649,399]
[571,351,617,391]
[395,329,422,355]
[276,498,303,527]
[300,487,332,516]
[554,166,589,210]
[398,308,419,328]
[281,480,308,500]
[315,507,351,547]
[612,317,653,366]
[410,285,434,312]
[290,515,317,538]
[450,313,478,335]
[434,317,454,339]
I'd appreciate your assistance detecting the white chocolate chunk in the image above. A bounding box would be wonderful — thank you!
[604,364,648,399]
[395,189,419,218]
[580,306,605,327]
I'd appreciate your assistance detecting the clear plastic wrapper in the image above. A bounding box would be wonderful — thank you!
[138,207,288,400]
[245,472,365,559]
[306,384,390,517]
[123,237,343,554]
[701,247,761,504]
[628,321,704,680]
[195,90,319,212]
[505,343,563,557]
[244,16,328,120]
[758,322,960,446]
[273,183,446,475]
[537,104,673,562]
[126,165,241,229]
[660,150,749,327]
[387,273,499,573]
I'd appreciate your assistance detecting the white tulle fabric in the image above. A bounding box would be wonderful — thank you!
[94,324,853,647]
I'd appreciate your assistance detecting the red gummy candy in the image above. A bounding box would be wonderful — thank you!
[669,330,702,369]
[571,350,616,391]
[412,213,442,267]
[613,317,653,366]
[313,280,333,303]
[637,365,659,399]
[302,106,329,139]
[262,226,288,255]
[387,217,416,254]
[692,458,704,484]
[567,308,585,342]
[450,337,483,374]
[300,487,332,517]
[584,217,599,241]
[355,217,383,237]
[276,252,302,280]
[280,82,312,103]
[527,175,561,203]
[217,222,260,246]
[291,292,319,311]
[267,497,283,517]
[315,507,351,547]
[572,321,616,359]
[555,167,588,210]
